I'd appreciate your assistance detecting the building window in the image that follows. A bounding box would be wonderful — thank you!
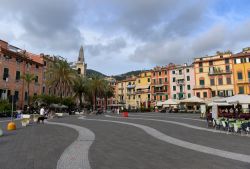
[199,68,203,73]
[25,92,28,101]
[35,76,39,83]
[173,77,176,82]
[173,94,176,99]
[234,58,241,64]
[36,64,39,69]
[187,76,190,81]
[203,92,207,98]
[154,96,156,100]
[164,70,167,75]
[16,71,21,81]
[160,95,162,101]
[42,86,46,94]
[226,77,231,84]
[209,61,213,66]
[239,86,244,94]
[173,86,176,91]
[138,79,141,83]
[165,95,168,100]
[153,72,155,76]
[128,96,131,100]
[188,93,191,98]
[187,85,191,90]
[237,72,243,80]
[3,68,9,80]
[196,92,200,98]
[165,85,168,91]
[153,79,156,84]
[179,70,182,75]
[159,72,161,76]
[199,79,205,86]
[225,58,229,64]
[186,69,189,73]
[218,78,223,85]
[165,78,168,82]
[14,91,19,101]
[199,62,202,67]
[148,94,150,100]
[248,71,250,82]
[212,91,216,97]
[133,95,135,99]
[138,95,141,98]
[148,78,150,82]
[225,65,230,72]
[210,79,215,86]
[159,78,162,84]
[172,70,175,74]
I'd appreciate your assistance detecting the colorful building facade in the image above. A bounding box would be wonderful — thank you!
[232,48,250,94]
[193,52,234,99]
[169,64,195,100]
[135,71,151,109]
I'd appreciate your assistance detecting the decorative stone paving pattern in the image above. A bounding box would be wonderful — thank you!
[46,121,95,169]
[105,115,250,137]
[80,116,250,164]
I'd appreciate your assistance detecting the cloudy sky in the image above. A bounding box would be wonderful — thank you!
[1,0,250,75]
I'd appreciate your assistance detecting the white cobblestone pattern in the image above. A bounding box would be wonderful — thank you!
[104,115,240,135]
[128,114,205,122]
[80,116,250,164]
[46,121,95,169]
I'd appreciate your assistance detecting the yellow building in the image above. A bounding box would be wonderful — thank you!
[232,47,250,94]
[193,52,234,99]
[124,77,137,110]
[135,71,151,109]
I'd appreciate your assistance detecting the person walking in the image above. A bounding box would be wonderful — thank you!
[38,106,45,124]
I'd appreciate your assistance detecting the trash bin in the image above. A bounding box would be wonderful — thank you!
[123,112,128,117]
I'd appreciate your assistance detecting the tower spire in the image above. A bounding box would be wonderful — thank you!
[78,45,84,63]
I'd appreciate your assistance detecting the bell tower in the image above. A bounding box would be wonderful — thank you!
[76,45,87,76]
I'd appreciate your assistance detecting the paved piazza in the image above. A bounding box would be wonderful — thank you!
[1,113,250,169]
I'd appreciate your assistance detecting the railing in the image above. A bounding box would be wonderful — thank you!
[208,70,232,75]
[154,90,167,93]
[237,79,250,84]
[136,89,151,94]
[127,85,136,89]
[193,85,211,89]
[176,81,185,86]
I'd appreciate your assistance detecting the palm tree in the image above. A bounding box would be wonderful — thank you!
[46,60,76,98]
[88,76,105,110]
[22,73,35,106]
[103,81,114,111]
[72,76,87,108]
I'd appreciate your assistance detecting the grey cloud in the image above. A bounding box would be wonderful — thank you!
[86,37,127,57]
[0,0,82,53]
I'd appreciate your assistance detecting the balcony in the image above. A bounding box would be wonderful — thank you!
[176,80,185,86]
[154,89,167,93]
[127,92,135,95]
[237,79,250,84]
[176,74,184,80]
[136,89,150,94]
[193,85,212,90]
[127,84,136,89]
[208,69,232,76]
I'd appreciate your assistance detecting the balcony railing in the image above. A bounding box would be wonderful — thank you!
[154,90,168,93]
[193,85,212,89]
[208,70,232,75]
[127,85,136,89]
[176,81,185,86]
[136,89,150,94]
[237,79,250,84]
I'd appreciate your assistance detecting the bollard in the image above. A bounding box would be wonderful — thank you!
[7,122,16,131]
[123,112,128,117]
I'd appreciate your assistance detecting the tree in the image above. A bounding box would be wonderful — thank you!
[22,73,35,106]
[46,60,76,98]
[87,76,105,110]
[72,76,87,108]
[103,81,114,111]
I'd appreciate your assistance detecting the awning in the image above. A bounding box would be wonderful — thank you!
[162,99,179,105]
[180,96,205,104]
[207,102,233,106]
[156,101,164,106]
[216,94,250,104]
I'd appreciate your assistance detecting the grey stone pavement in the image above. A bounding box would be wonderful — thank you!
[0,112,250,169]
[0,119,78,169]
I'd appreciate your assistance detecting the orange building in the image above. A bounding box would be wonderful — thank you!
[232,47,250,94]
[0,40,44,109]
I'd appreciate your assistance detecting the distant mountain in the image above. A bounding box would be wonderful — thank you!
[113,70,144,81]
[86,69,107,78]
[86,69,148,81]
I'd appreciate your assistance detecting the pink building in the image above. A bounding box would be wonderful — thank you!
[169,64,195,100]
